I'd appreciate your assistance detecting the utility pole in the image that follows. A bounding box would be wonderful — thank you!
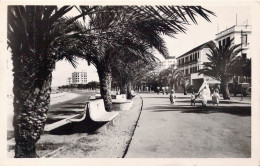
[236,14,237,25]
[240,30,244,101]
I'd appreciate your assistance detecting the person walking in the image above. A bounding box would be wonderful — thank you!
[197,81,211,107]
[200,87,208,106]
[191,92,196,106]
[162,87,165,95]
[169,89,176,105]
[165,86,169,94]
[212,89,220,106]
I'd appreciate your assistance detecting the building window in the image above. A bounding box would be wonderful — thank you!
[218,41,221,47]
[242,34,248,46]
[226,37,231,45]
[242,53,247,59]
[222,39,226,46]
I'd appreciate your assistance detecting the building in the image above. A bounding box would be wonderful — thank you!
[175,24,251,91]
[155,56,177,73]
[67,77,72,85]
[215,24,251,59]
[215,24,251,84]
[177,40,219,90]
[71,71,88,85]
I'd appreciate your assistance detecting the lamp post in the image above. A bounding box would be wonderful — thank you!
[240,30,245,101]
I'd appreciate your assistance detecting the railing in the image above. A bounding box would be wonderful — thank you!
[216,25,251,39]
[178,59,198,67]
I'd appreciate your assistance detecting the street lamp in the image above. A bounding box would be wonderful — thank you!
[240,30,247,101]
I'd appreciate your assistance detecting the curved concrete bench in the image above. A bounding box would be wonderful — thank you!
[88,99,119,122]
[45,99,119,133]
[44,104,88,132]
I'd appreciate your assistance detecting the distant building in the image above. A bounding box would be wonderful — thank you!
[71,71,87,85]
[215,24,251,59]
[155,56,177,73]
[67,77,72,85]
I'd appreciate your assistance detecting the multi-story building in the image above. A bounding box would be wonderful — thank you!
[71,71,88,85]
[215,24,251,84]
[155,56,177,73]
[215,24,251,59]
[177,40,219,90]
[176,24,251,91]
[67,77,72,85]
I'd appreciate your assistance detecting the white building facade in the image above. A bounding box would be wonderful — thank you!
[67,77,72,85]
[215,25,251,59]
[155,56,177,73]
[177,41,218,90]
[71,71,88,85]
[176,24,251,91]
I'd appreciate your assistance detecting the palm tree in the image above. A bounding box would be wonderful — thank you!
[198,40,242,99]
[7,5,98,158]
[159,65,183,90]
[112,52,157,99]
[75,6,214,110]
[8,5,214,157]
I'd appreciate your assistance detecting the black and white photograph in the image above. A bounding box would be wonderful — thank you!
[0,1,259,166]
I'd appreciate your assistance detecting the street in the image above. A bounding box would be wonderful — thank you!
[46,91,93,124]
[7,91,93,140]
[125,93,251,158]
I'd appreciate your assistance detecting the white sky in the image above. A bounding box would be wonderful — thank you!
[4,6,251,88]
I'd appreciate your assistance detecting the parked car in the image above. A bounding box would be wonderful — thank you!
[231,83,250,97]
[245,87,251,96]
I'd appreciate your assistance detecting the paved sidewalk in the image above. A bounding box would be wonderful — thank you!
[125,93,251,158]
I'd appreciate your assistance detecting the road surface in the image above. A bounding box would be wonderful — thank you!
[125,93,251,158]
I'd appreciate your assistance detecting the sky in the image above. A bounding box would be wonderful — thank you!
[4,5,251,88]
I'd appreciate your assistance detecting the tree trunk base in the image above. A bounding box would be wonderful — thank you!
[15,141,39,158]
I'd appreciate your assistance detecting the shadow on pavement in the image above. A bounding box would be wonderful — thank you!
[48,110,84,115]
[60,106,86,109]
[144,96,190,99]
[150,105,251,117]
[176,100,249,104]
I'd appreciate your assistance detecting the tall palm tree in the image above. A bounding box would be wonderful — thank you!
[112,52,157,99]
[198,40,242,99]
[159,65,183,90]
[75,6,214,110]
[8,5,214,157]
[7,5,97,158]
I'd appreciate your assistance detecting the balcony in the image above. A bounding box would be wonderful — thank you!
[216,25,251,39]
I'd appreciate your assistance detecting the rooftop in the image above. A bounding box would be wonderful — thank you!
[165,56,176,59]
[177,40,214,59]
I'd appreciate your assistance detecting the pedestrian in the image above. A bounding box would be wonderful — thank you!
[169,89,176,105]
[200,87,208,107]
[212,89,220,106]
[157,87,160,95]
[162,87,165,95]
[191,91,196,106]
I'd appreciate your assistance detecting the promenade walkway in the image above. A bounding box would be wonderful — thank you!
[125,93,251,158]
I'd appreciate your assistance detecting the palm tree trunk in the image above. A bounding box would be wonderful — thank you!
[120,81,127,94]
[12,54,54,158]
[221,79,230,100]
[127,82,132,99]
[97,67,113,112]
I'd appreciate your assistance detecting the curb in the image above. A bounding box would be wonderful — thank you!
[122,94,144,158]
